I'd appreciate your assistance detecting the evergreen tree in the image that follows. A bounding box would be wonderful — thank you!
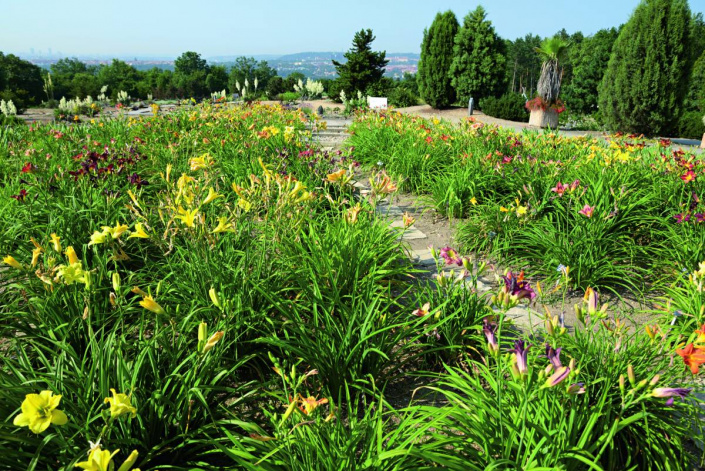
[332,29,388,95]
[598,0,693,135]
[450,6,507,104]
[418,11,459,109]
[505,34,543,96]
[562,28,618,114]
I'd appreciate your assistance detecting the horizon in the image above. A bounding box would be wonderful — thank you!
[5,0,701,60]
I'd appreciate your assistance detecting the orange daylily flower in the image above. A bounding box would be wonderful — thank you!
[676,343,705,374]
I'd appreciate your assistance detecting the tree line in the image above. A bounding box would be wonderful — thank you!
[417,0,705,136]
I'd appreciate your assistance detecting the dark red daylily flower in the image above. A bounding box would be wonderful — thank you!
[11,189,28,201]
[21,162,35,173]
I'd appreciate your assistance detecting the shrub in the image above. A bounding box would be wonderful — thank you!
[388,87,418,108]
[676,110,705,139]
[480,93,528,122]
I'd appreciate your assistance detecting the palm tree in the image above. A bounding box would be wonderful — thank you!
[535,37,569,105]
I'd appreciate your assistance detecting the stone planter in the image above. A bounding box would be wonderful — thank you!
[529,108,559,129]
[701,132,705,149]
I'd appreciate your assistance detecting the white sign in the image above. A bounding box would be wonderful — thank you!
[367,97,388,110]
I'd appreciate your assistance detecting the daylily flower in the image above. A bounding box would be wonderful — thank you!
[510,340,531,376]
[402,212,416,228]
[128,223,149,239]
[412,302,430,317]
[326,169,347,183]
[65,246,80,265]
[543,366,570,388]
[13,390,68,434]
[212,216,233,234]
[439,246,463,266]
[545,344,562,370]
[50,233,61,252]
[297,394,328,415]
[238,198,252,212]
[578,205,594,218]
[674,213,691,224]
[76,447,139,471]
[482,318,499,354]
[175,207,198,227]
[31,246,43,267]
[189,154,213,171]
[502,270,536,301]
[694,213,705,223]
[89,230,109,246]
[56,260,89,286]
[652,387,692,406]
[104,389,137,419]
[676,343,705,374]
[681,170,696,183]
[104,223,129,240]
[695,324,705,345]
[551,182,566,197]
[3,255,23,270]
[139,295,165,315]
[203,187,223,205]
[470,197,477,205]
[345,204,362,224]
[203,331,224,353]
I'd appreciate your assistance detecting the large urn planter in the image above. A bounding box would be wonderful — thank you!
[529,108,559,129]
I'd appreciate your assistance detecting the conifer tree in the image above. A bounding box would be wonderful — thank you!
[450,6,507,104]
[598,0,693,135]
[418,11,459,109]
[332,29,388,96]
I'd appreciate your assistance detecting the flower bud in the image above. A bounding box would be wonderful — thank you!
[112,272,121,292]
[627,365,635,386]
[649,374,660,386]
[619,374,625,393]
[209,287,221,309]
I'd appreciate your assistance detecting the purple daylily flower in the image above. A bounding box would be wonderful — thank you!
[502,271,536,301]
[566,382,586,395]
[652,387,692,406]
[510,340,531,375]
[545,344,562,370]
[544,366,570,388]
[483,318,499,353]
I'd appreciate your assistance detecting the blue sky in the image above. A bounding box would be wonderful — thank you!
[2,0,703,58]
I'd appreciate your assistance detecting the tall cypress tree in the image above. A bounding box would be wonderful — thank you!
[418,11,459,109]
[450,6,507,104]
[598,0,693,135]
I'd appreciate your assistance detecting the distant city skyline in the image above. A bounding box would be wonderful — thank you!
[2,0,703,59]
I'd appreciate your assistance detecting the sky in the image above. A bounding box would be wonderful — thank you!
[2,0,703,59]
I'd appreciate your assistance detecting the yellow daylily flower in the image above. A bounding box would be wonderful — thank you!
[3,255,23,270]
[56,262,88,286]
[13,390,68,434]
[50,233,61,252]
[128,222,149,239]
[139,295,166,315]
[470,197,478,206]
[212,216,233,234]
[104,223,129,240]
[31,247,43,267]
[189,154,213,171]
[104,389,137,419]
[175,207,198,227]
[76,447,118,471]
[203,187,223,204]
[89,230,109,246]
[238,198,252,212]
[65,246,80,264]
[30,237,42,250]
[203,331,224,353]
[516,206,528,217]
